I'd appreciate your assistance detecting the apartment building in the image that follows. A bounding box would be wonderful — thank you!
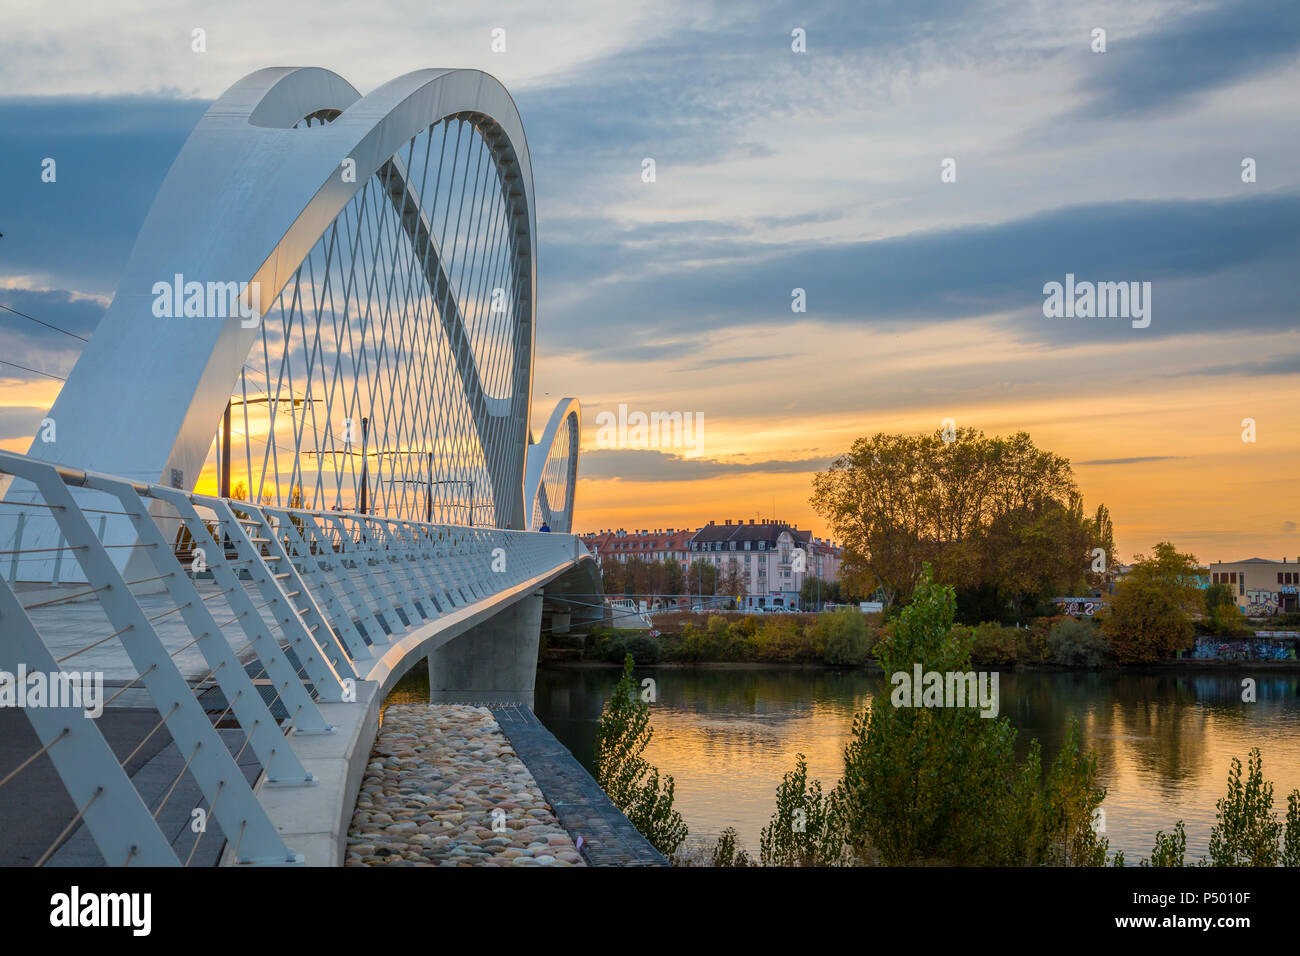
[688,518,843,610]
[578,527,695,567]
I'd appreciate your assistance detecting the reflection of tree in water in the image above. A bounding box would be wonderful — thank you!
[536,666,881,772]
[536,666,1300,802]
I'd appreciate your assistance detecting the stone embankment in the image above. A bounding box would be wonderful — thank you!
[345,704,584,867]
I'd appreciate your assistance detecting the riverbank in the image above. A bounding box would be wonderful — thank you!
[541,653,1300,673]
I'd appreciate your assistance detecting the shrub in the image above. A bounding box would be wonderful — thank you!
[1141,821,1188,867]
[603,632,661,664]
[710,827,752,867]
[965,621,1019,665]
[593,655,687,858]
[1209,602,1251,637]
[759,753,844,866]
[1048,618,1109,667]
[1209,748,1281,867]
[816,610,872,666]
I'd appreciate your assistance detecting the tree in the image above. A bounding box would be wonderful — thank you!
[800,576,840,608]
[718,557,748,602]
[835,565,1111,865]
[1101,542,1202,663]
[687,558,717,601]
[1204,582,1235,614]
[810,427,1103,618]
[1208,748,1281,867]
[1141,751,1300,867]
[1086,503,1117,593]
[661,557,685,600]
[593,655,687,858]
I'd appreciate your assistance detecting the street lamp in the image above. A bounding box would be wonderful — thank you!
[218,394,321,498]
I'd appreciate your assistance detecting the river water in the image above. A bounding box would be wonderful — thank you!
[533,665,1300,863]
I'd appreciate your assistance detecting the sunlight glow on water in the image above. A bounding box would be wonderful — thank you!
[534,666,1300,863]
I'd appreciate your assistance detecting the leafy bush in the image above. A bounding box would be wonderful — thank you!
[593,655,687,858]
[963,622,1019,665]
[604,632,662,664]
[1208,602,1251,637]
[710,827,752,867]
[1141,821,1188,867]
[1048,618,1109,667]
[816,609,873,666]
[1209,748,1281,867]
[759,753,844,866]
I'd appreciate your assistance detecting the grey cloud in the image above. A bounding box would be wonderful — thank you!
[1075,456,1186,466]
[578,448,831,482]
[1071,0,1300,118]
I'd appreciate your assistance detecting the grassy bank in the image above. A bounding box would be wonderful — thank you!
[546,609,1298,670]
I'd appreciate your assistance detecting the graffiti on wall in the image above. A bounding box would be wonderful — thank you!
[1192,635,1298,661]
[1053,597,1103,617]
[1245,590,1281,616]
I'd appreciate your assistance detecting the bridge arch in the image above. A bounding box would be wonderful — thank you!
[9,67,545,581]
[0,68,604,867]
[525,397,581,533]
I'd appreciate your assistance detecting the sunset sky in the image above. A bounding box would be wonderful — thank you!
[1,0,1297,564]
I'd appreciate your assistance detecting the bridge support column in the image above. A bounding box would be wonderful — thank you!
[427,591,543,708]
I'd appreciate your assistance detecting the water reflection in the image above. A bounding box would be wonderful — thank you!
[533,667,1300,864]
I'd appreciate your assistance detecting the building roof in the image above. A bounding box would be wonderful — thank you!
[1210,557,1296,565]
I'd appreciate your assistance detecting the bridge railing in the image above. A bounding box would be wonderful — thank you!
[0,448,585,866]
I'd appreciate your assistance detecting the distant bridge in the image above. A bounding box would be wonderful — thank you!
[0,67,599,866]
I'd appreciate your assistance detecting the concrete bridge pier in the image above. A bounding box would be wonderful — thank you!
[427,590,545,708]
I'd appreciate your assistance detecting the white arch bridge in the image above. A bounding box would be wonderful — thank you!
[0,68,600,866]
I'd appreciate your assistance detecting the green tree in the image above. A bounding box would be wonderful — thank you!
[759,754,844,866]
[1209,602,1250,637]
[1101,542,1203,663]
[661,557,685,599]
[593,655,687,858]
[1208,748,1281,867]
[836,565,1111,865]
[1204,581,1235,614]
[1284,790,1300,867]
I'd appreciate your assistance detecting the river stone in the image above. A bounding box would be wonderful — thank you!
[344,703,584,867]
